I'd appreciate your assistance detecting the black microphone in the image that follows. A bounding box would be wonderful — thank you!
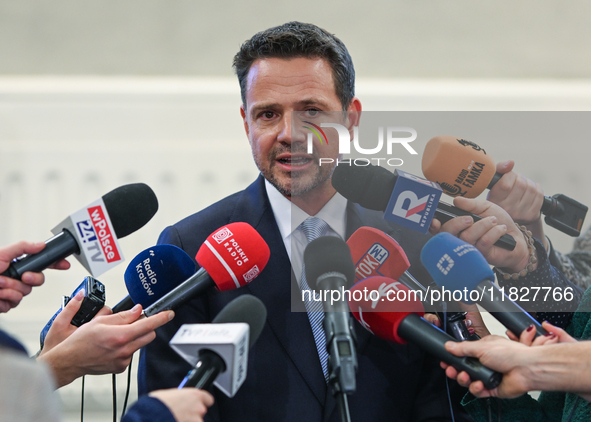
[177,295,267,394]
[2,183,158,280]
[332,164,516,251]
[304,236,357,398]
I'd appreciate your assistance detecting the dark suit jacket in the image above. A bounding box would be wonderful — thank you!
[138,175,471,422]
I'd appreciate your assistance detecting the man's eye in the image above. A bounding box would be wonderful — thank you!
[262,111,275,119]
[307,110,320,117]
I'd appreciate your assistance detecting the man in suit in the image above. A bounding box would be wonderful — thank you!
[138,21,473,421]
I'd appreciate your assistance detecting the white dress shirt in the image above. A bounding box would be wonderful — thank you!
[264,179,347,283]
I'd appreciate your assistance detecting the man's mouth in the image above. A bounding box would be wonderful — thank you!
[277,156,313,166]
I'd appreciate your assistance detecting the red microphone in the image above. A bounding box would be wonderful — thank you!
[347,226,476,341]
[347,276,501,389]
[347,227,427,292]
[144,222,270,316]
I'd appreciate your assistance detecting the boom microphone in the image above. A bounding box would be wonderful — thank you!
[2,183,158,280]
[111,244,197,313]
[174,295,267,397]
[422,135,588,236]
[347,275,502,389]
[143,222,270,317]
[420,232,547,338]
[332,164,516,251]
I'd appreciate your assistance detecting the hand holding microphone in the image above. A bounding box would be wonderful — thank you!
[346,226,477,341]
[332,164,516,251]
[0,241,70,313]
[37,299,174,389]
[1,182,158,280]
[347,275,502,390]
[421,232,547,338]
[422,135,588,236]
[429,197,536,278]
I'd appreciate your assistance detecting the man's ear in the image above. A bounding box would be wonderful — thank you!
[346,98,362,135]
[240,104,250,138]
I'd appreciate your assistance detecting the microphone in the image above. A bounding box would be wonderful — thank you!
[422,135,588,236]
[420,232,547,338]
[173,295,267,397]
[347,226,476,341]
[111,244,197,313]
[1,183,158,280]
[332,164,516,251]
[304,236,357,396]
[347,226,426,291]
[347,275,502,390]
[143,222,270,317]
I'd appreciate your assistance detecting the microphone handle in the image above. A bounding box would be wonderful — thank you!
[435,202,516,251]
[489,171,561,216]
[144,267,214,316]
[475,280,547,338]
[446,312,479,342]
[397,313,502,390]
[317,274,358,395]
[489,172,588,237]
[178,350,226,389]
[1,230,80,280]
[112,295,135,313]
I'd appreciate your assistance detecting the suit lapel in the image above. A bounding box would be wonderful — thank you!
[228,176,328,406]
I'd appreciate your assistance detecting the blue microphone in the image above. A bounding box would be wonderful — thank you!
[112,244,196,312]
[420,233,547,338]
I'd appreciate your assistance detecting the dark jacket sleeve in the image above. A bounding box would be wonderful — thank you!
[497,239,584,328]
[122,395,177,422]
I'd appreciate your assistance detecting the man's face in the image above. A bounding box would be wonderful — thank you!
[240,57,355,197]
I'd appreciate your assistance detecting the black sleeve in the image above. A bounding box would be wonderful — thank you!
[122,395,177,422]
[497,238,584,328]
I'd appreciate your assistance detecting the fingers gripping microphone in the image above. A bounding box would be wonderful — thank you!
[2,183,159,280]
[111,244,197,313]
[347,226,475,341]
[420,232,547,338]
[348,276,502,390]
[304,236,357,396]
[174,295,267,397]
[422,135,588,236]
[143,223,270,317]
[332,164,516,251]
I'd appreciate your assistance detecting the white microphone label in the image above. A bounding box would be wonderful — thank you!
[170,323,249,397]
[51,198,124,277]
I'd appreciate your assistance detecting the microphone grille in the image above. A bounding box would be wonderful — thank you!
[103,183,159,238]
[332,164,396,211]
[213,295,267,349]
[304,236,355,289]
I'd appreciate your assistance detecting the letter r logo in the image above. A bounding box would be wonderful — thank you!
[391,191,429,223]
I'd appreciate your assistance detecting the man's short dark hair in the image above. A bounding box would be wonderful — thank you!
[233,21,355,111]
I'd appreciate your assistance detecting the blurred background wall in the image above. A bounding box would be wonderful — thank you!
[1,1,590,420]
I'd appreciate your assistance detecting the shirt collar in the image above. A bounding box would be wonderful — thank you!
[264,179,347,240]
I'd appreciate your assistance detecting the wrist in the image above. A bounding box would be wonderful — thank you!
[37,345,83,389]
[495,224,538,280]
